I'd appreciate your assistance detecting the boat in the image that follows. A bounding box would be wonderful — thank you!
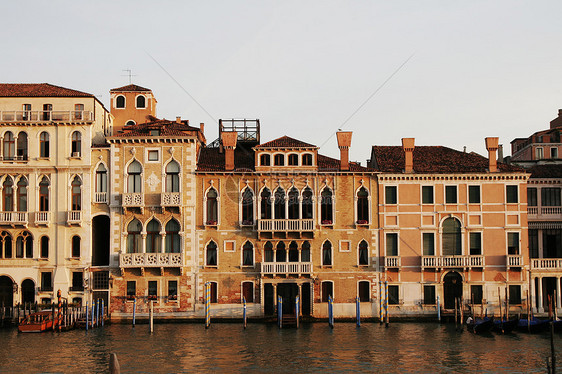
[18,310,59,333]
[492,318,518,334]
[516,317,550,333]
[467,316,494,333]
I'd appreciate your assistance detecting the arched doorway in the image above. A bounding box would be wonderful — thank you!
[92,215,110,266]
[443,271,462,309]
[0,276,13,306]
[21,279,35,304]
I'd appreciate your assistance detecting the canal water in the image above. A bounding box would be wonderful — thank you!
[0,322,559,373]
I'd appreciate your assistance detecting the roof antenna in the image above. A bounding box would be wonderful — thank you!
[122,69,137,84]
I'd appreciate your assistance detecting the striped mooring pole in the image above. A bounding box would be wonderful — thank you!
[132,298,136,328]
[243,297,247,329]
[384,281,389,328]
[328,295,334,328]
[204,282,211,329]
[96,299,100,328]
[379,281,383,324]
[101,299,104,327]
[356,297,361,327]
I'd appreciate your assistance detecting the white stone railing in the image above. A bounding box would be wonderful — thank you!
[67,211,81,224]
[260,262,313,275]
[528,206,562,219]
[122,193,144,207]
[35,211,50,225]
[531,258,562,270]
[258,219,314,232]
[94,192,108,203]
[541,207,562,215]
[528,207,538,215]
[161,192,181,206]
[422,255,484,268]
[385,256,400,268]
[507,255,523,267]
[0,110,93,122]
[120,252,183,267]
[0,211,27,225]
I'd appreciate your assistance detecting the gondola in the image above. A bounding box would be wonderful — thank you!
[516,317,550,333]
[492,318,518,334]
[467,316,494,333]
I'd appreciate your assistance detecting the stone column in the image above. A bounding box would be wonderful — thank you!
[141,233,147,254]
[557,277,562,313]
[538,276,544,313]
[531,276,536,313]
[298,283,303,316]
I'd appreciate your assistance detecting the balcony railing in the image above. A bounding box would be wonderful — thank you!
[0,211,28,225]
[67,211,81,224]
[122,193,144,207]
[531,258,562,270]
[260,262,313,276]
[528,206,562,219]
[120,252,183,268]
[384,256,401,268]
[35,211,50,225]
[69,286,84,292]
[94,192,108,204]
[258,219,314,232]
[421,255,484,268]
[507,254,523,267]
[0,110,93,122]
[161,192,181,207]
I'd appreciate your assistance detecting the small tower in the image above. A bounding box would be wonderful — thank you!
[109,84,157,133]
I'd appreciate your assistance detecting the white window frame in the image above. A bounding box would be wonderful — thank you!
[146,148,160,163]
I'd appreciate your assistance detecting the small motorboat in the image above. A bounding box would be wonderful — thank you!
[492,318,518,334]
[516,317,550,333]
[467,316,494,333]
[18,310,59,333]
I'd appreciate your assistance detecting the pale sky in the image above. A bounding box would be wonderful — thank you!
[3,1,562,163]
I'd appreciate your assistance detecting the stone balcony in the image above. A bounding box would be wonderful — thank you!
[260,261,313,276]
[527,206,562,220]
[421,255,484,269]
[0,212,27,226]
[257,219,314,232]
[122,193,144,207]
[161,192,181,207]
[507,254,523,268]
[35,212,50,226]
[67,211,81,225]
[384,256,401,268]
[0,110,93,123]
[119,252,183,268]
[531,258,562,271]
[94,192,108,204]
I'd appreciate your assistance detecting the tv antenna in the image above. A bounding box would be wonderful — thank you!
[122,69,137,84]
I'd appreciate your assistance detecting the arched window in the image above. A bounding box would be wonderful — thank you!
[71,132,81,156]
[288,187,299,219]
[358,240,369,266]
[0,231,12,258]
[275,242,286,262]
[241,188,254,225]
[264,241,273,262]
[16,231,32,258]
[260,188,272,219]
[288,154,298,166]
[274,154,284,166]
[302,154,313,166]
[206,188,218,225]
[16,132,28,160]
[126,219,142,253]
[40,236,49,258]
[39,177,49,211]
[242,241,254,266]
[127,161,142,193]
[356,187,369,223]
[206,241,217,266]
[3,132,15,160]
[302,187,313,219]
[322,241,332,266]
[289,241,299,262]
[3,177,13,211]
[274,188,286,219]
[260,154,270,166]
[165,161,180,193]
[71,235,80,258]
[136,95,146,108]
[17,177,27,212]
[321,188,333,224]
[146,219,161,253]
[71,176,82,211]
[301,241,311,262]
[165,219,180,253]
[125,120,135,127]
[442,218,462,255]
[39,132,49,158]
[96,164,107,193]
[116,95,125,108]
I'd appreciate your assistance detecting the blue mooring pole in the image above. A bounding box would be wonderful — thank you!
[295,295,300,329]
[101,299,104,327]
[437,296,441,322]
[132,298,136,328]
[243,297,247,329]
[277,296,282,329]
[328,295,334,328]
[96,299,100,327]
[356,297,361,327]
[91,302,95,328]
[85,301,88,331]
[379,281,383,324]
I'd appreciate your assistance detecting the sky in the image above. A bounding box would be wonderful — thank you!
[3,1,562,164]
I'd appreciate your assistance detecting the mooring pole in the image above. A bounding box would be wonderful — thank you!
[91,302,95,329]
[295,295,300,329]
[379,281,383,325]
[277,296,283,329]
[328,295,334,328]
[384,281,389,328]
[149,300,154,333]
[85,301,89,332]
[205,282,211,329]
[460,298,464,331]
[356,297,361,327]
[243,297,247,329]
[101,299,105,327]
[96,299,100,328]
[132,298,136,328]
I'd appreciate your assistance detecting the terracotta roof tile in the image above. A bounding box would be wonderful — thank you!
[0,83,94,97]
[197,147,255,172]
[370,146,524,173]
[528,164,562,178]
[114,117,201,137]
[255,136,317,149]
[317,154,367,172]
[110,84,151,92]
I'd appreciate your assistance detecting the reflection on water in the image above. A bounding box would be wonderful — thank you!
[0,322,558,373]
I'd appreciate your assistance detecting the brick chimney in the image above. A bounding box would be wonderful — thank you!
[401,138,415,173]
[221,131,237,171]
[550,109,562,129]
[176,116,182,124]
[485,137,499,173]
[336,131,352,171]
[200,123,205,135]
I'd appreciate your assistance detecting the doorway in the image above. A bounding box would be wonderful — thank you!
[443,271,463,309]
[0,276,13,306]
[21,279,35,304]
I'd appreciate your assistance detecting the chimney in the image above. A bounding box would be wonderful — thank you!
[485,137,499,172]
[497,144,503,163]
[336,131,352,171]
[176,116,181,124]
[401,138,415,173]
[199,123,204,135]
[551,109,562,129]
[221,131,237,171]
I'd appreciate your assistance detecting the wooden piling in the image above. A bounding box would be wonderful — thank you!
[109,353,121,374]
[459,298,464,331]
[243,297,247,329]
[455,298,458,329]
[149,300,154,333]
[132,298,136,328]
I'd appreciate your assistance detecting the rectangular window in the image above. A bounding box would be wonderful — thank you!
[509,285,522,304]
[422,233,434,256]
[358,281,370,302]
[471,285,483,305]
[148,281,158,300]
[445,186,457,204]
[529,229,538,258]
[167,280,178,301]
[71,272,83,291]
[92,271,109,290]
[388,285,399,305]
[543,229,562,258]
[506,185,518,203]
[423,285,436,305]
[536,147,544,159]
[41,272,52,291]
[468,185,480,204]
[148,150,159,161]
[508,233,520,255]
[224,241,235,252]
[339,241,351,252]
[469,232,482,255]
[321,281,333,302]
[210,282,218,303]
[126,281,136,300]
[385,186,397,204]
[541,188,561,206]
[242,282,254,303]
[551,147,558,159]
[386,233,398,256]
[422,186,433,204]
[527,187,537,207]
